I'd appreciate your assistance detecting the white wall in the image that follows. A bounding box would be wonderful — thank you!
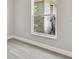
[7,0,14,37]
[14,0,72,51]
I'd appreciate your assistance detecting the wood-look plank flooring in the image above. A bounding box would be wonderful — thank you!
[7,39,72,59]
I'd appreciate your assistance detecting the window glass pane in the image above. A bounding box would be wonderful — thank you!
[34,0,44,15]
[34,16,44,33]
[34,15,55,35]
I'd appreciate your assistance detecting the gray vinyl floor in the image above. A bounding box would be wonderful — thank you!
[7,39,72,59]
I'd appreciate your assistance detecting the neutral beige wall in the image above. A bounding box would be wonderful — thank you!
[14,0,72,51]
[7,0,14,37]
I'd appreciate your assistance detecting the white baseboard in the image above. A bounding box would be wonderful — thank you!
[7,36,72,57]
[7,36,15,40]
